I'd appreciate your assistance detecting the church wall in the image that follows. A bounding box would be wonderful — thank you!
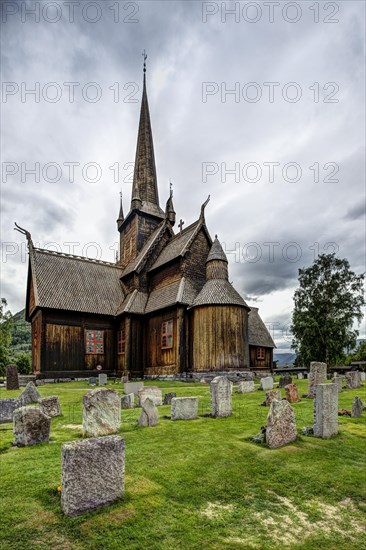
[181,229,211,289]
[144,307,180,375]
[149,260,181,290]
[119,216,138,270]
[31,311,42,373]
[35,310,116,374]
[249,345,273,371]
[191,305,249,371]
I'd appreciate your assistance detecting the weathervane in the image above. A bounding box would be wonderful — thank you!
[169,180,173,196]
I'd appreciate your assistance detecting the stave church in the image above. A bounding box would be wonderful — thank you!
[21,58,275,379]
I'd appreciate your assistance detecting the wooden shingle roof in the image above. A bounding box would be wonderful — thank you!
[29,248,124,316]
[145,278,198,314]
[191,279,248,308]
[115,290,148,316]
[121,222,165,277]
[248,307,276,348]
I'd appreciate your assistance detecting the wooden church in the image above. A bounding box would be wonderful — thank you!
[21,60,275,379]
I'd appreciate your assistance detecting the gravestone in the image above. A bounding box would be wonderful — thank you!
[360,372,366,381]
[17,382,41,406]
[285,383,301,403]
[82,388,121,437]
[345,371,361,389]
[39,396,62,417]
[313,383,338,438]
[121,393,134,409]
[308,362,327,398]
[124,381,144,396]
[98,373,107,386]
[6,364,19,390]
[171,397,198,420]
[13,406,51,447]
[351,396,363,418]
[265,390,281,406]
[138,397,158,427]
[332,375,343,393]
[266,399,297,448]
[121,376,129,383]
[163,392,176,405]
[61,435,125,517]
[297,373,303,380]
[260,377,274,391]
[88,377,96,386]
[0,398,20,424]
[278,374,292,388]
[210,376,232,417]
[138,386,162,407]
[238,381,255,393]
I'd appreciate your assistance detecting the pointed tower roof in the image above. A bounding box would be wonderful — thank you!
[206,235,228,263]
[117,192,124,229]
[165,185,176,226]
[130,53,164,219]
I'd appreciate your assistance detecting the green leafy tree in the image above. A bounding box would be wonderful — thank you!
[345,340,366,366]
[0,298,13,376]
[13,351,32,374]
[291,254,365,367]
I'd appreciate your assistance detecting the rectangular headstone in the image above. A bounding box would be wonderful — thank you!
[360,372,365,381]
[297,373,303,380]
[98,373,107,386]
[138,386,162,406]
[313,383,338,438]
[266,399,297,448]
[121,393,134,409]
[332,375,343,393]
[171,397,198,420]
[61,435,125,516]
[83,388,121,437]
[39,396,62,417]
[124,381,144,396]
[0,398,20,424]
[345,371,361,389]
[308,362,327,398]
[210,376,232,417]
[6,364,19,390]
[278,374,292,388]
[260,377,274,391]
[285,383,301,403]
[88,377,96,386]
[13,406,51,446]
[237,381,255,393]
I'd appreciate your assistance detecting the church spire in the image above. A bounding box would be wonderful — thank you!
[165,182,176,226]
[117,191,124,229]
[130,51,161,214]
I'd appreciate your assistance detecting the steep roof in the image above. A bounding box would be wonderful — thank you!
[116,289,148,316]
[206,236,228,263]
[28,247,124,316]
[248,307,276,348]
[191,279,248,308]
[149,219,210,272]
[121,222,165,277]
[145,277,197,314]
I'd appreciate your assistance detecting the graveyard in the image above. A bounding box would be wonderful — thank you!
[1,375,365,549]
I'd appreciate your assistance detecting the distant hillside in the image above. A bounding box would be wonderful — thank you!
[273,352,297,367]
[11,309,31,353]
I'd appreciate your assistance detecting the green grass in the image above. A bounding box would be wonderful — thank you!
[0,378,365,550]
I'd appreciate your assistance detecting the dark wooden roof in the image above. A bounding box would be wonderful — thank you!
[149,219,208,272]
[121,222,165,277]
[116,290,148,316]
[248,307,276,348]
[191,279,248,308]
[145,277,197,314]
[206,237,228,263]
[29,248,124,316]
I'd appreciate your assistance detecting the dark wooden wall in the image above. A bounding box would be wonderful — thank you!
[144,307,182,375]
[249,346,273,371]
[191,305,249,371]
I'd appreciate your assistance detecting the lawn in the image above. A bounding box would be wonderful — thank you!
[0,378,365,550]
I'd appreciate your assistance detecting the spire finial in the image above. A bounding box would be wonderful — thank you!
[142,49,147,73]
[169,179,173,197]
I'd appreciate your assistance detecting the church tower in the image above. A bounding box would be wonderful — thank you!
[117,53,165,269]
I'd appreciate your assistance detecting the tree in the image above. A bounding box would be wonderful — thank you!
[345,340,366,365]
[0,298,13,375]
[291,254,365,367]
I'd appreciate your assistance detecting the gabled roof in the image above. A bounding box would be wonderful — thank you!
[28,247,124,316]
[116,289,148,316]
[191,279,248,308]
[121,222,166,277]
[149,219,211,272]
[145,277,198,314]
[248,307,276,348]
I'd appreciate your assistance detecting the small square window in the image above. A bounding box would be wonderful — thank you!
[85,329,104,354]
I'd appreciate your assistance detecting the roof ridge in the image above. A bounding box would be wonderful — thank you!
[32,247,121,268]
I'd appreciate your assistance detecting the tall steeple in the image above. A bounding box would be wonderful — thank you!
[130,52,163,218]
[117,191,124,229]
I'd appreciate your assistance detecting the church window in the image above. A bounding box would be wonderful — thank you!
[118,325,126,354]
[161,320,173,349]
[257,347,265,360]
[85,329,104,354]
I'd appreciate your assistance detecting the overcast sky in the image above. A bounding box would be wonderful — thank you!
[1,0,365,352]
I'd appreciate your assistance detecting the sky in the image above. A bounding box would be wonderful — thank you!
[1,0,365,353]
